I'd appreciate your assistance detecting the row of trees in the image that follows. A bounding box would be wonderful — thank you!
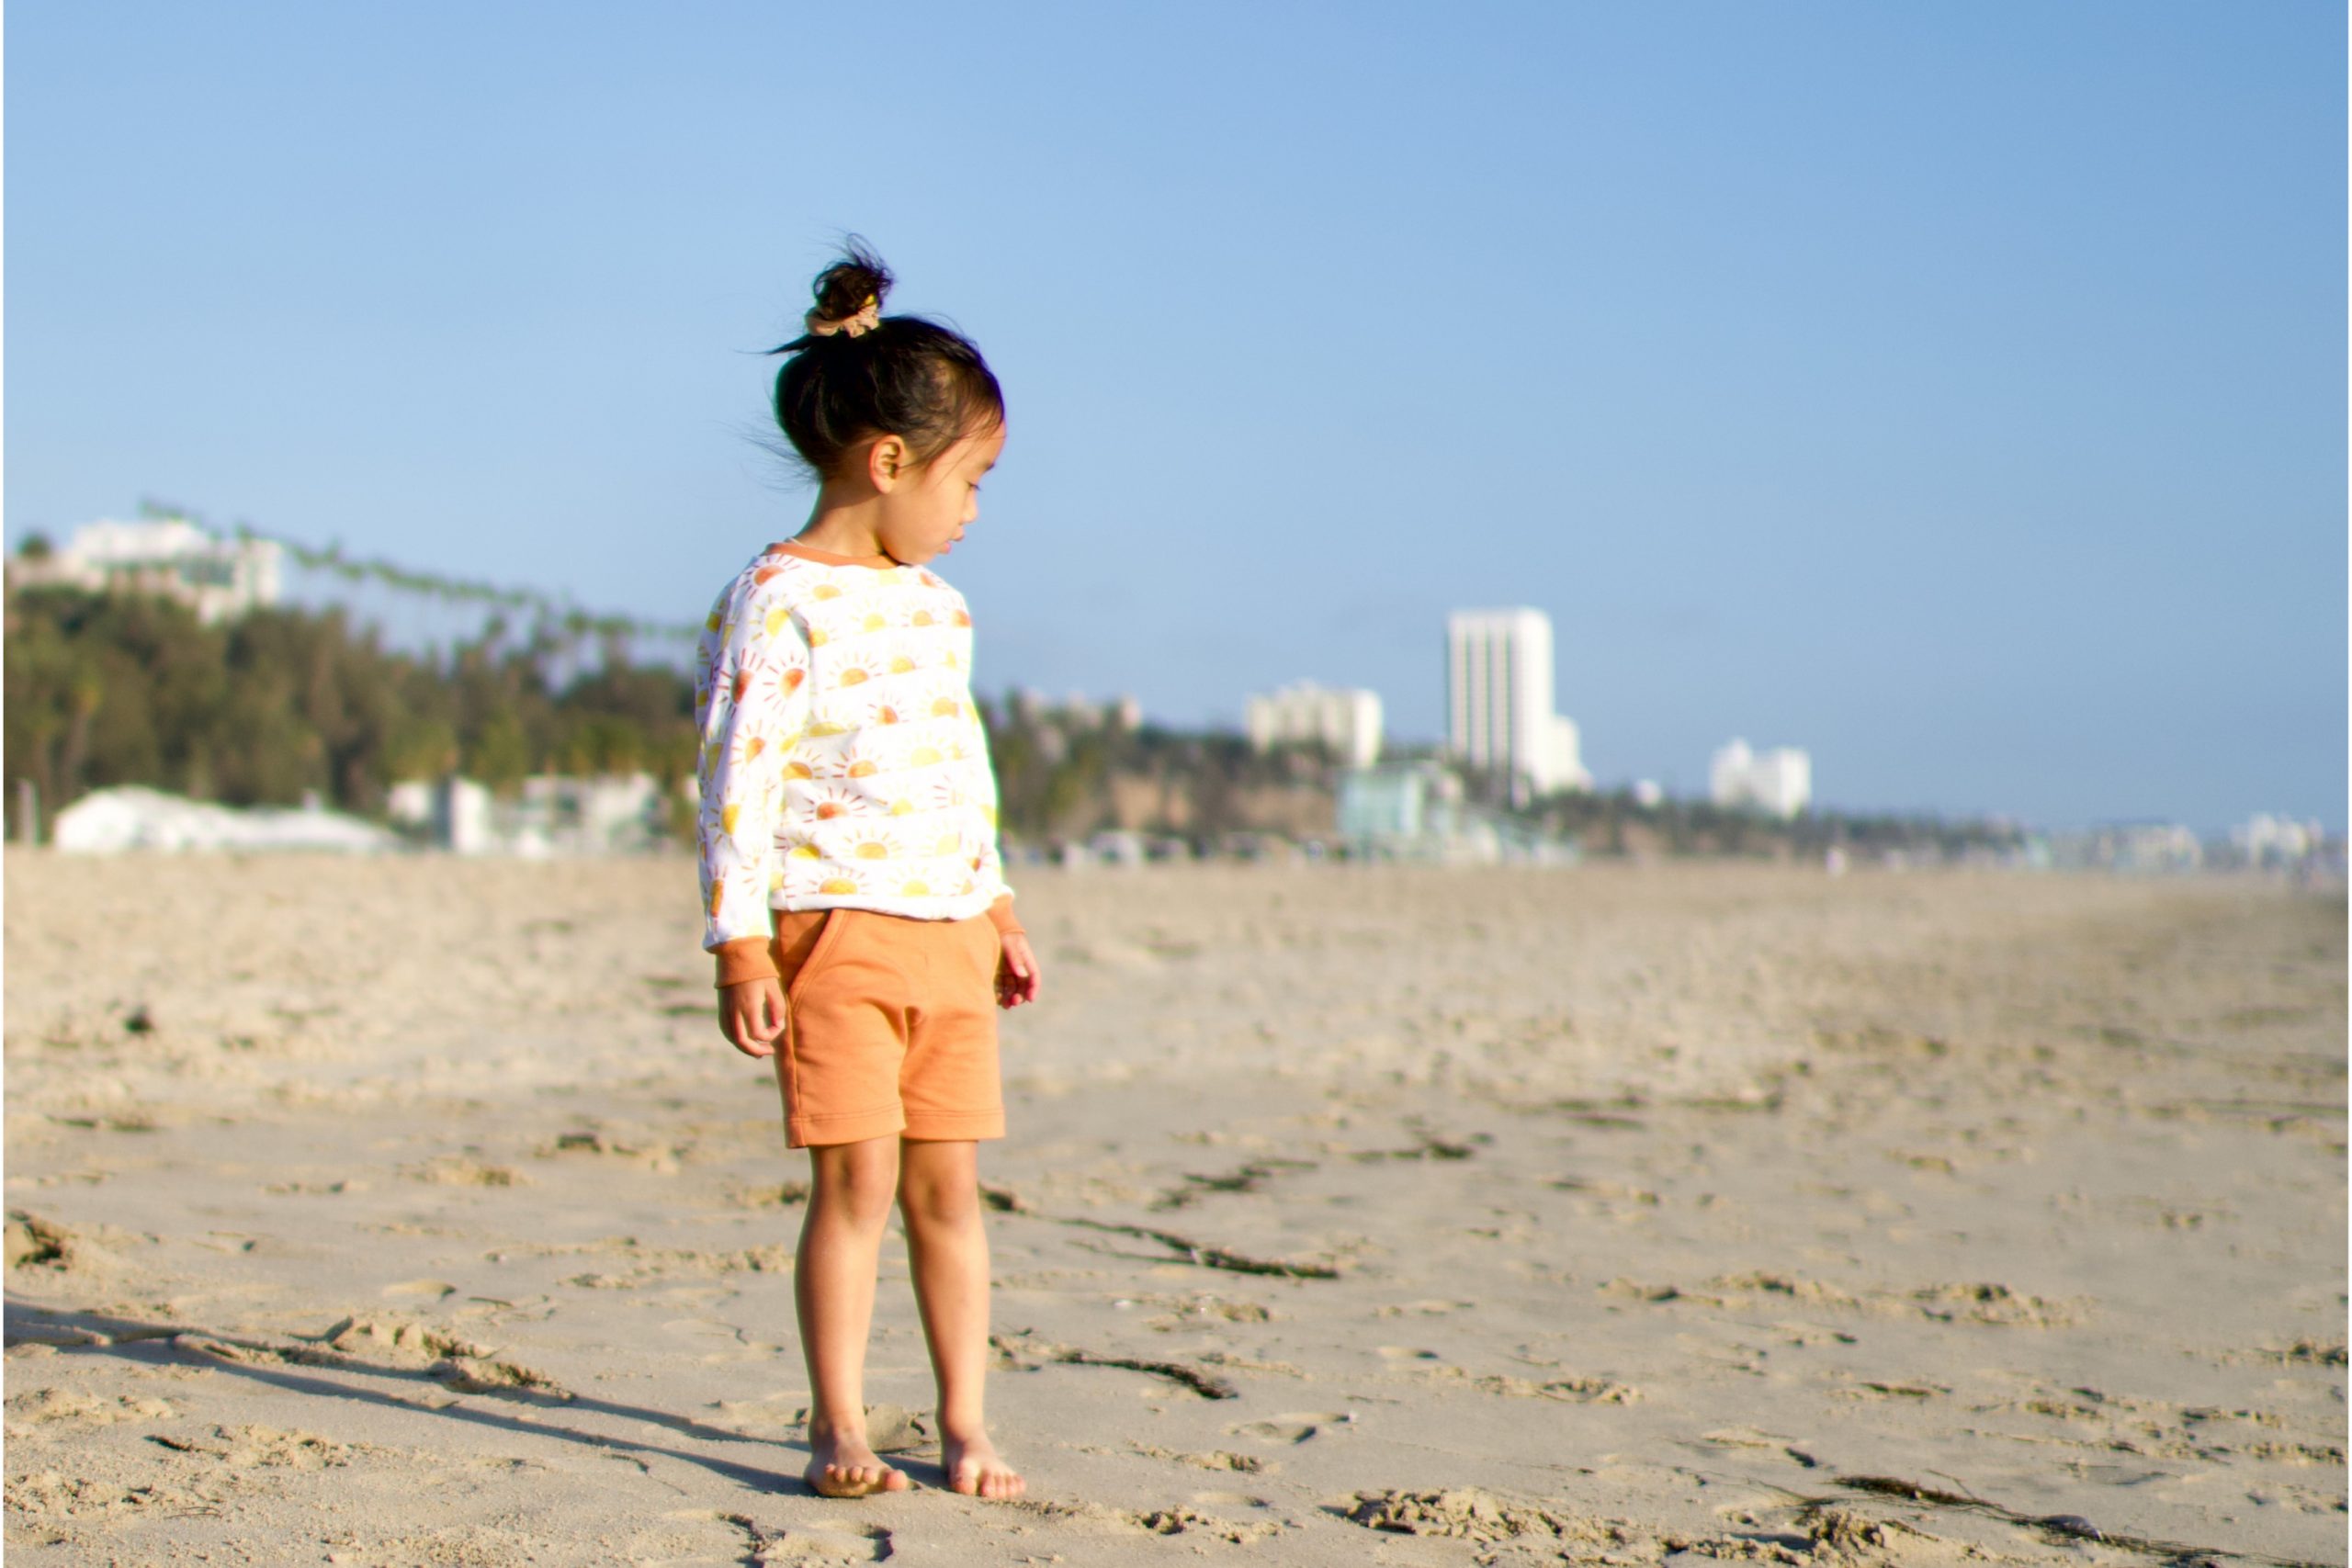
[1,586,1322,846]
[5,588,695,827]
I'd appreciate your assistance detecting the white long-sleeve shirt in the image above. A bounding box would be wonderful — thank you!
[695,541,1015,965]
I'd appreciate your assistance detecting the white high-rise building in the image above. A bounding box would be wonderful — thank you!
[1710,739,1812,818]
[1244,682,1383,768]
[1445,608,1590,796]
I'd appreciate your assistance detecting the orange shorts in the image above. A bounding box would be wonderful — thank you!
[768,908,1005,1148]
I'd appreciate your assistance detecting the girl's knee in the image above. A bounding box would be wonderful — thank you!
[897,1142,980,1228]
[809,1138,900,1225]
[897,1171,979,1230]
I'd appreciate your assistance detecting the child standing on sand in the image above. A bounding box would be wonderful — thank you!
[695,243,1038,1501]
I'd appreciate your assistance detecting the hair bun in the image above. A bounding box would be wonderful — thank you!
[767,241,1002,482]
[805,240,893,339]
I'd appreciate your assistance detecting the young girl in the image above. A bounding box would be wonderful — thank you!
[695,243,1038,1502]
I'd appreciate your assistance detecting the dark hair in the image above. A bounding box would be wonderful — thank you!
[769,240,1004,481]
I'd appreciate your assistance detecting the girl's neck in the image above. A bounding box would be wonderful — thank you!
[793,490,891,561]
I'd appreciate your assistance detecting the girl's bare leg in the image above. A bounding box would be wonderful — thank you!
[797,1134,911,1497]
[898,1138,1025,1498]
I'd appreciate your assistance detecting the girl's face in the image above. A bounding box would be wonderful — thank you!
[875,423,1005,567]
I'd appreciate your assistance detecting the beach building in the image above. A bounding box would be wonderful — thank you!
[7,518,284,625]
[1244,682,1384,767]
[1336,761,1577,864]
[1709,739,1813,818]
[1338,760,1462,847]
[1444,608,1590,798]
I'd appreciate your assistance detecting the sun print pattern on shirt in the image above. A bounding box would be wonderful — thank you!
[694,547,1012,950]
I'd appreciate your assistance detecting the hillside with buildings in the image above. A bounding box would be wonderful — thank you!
[6,525,2324,874]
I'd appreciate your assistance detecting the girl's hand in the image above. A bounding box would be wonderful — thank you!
[996,933,1041,1010]
[718,977,787,1057]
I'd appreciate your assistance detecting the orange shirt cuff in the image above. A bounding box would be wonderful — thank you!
[713,937,781,989]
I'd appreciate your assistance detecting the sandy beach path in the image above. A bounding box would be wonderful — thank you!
[6,852,2343,1566]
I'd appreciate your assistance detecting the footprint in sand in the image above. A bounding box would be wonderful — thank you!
[673,1510,892,1563]
[321,1314,489,1363]
[6,1387,175,1425]
[1339,1487,1594,1544]
[1227,1412,1350,1444]
[1132,1444,1270,1473]
[761,1526,893,1562]
[666,1314,784,1363]
[159,1423,361,1470]
[1695,1427,1818,1465]
[403,1157,525,1188]
[711,1393,803,1433]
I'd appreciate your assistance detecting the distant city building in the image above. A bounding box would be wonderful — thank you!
[1006,688,1138,732]
[1631,779,1665,808]
[2231,813,2325,868]
[383,773,671,856]
[385,780,437,831]
[1244,682,1383,768]
[2050,821,2203,874]
[1710,738,1812,818]
[1444,608,1590,798]
[7,518,283,625]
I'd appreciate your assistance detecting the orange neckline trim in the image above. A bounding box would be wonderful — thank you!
[766,540,899,570]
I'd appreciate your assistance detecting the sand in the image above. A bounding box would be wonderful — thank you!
[3,851,2343,1566]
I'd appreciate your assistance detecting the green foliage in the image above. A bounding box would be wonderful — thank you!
[4,586,695,827]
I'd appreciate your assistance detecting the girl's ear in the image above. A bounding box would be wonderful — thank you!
[866,435,909,492]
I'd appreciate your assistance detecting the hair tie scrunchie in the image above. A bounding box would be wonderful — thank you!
[805,295,880,339]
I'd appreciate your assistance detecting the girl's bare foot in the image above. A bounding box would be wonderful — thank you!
[943,1429,1024,1499]
[806,1427,910,1498]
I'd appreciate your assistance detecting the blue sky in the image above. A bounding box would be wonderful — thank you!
[6,1,2343,831]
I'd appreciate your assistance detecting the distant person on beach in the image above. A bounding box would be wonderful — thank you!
[694,243,1039,1501]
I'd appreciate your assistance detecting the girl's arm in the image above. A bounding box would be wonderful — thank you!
[971,745,1038,1007]
[697,581,813,990]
